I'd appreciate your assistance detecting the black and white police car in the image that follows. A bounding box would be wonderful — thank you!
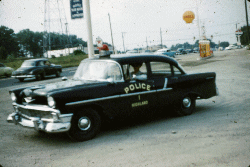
[7,53,218,141]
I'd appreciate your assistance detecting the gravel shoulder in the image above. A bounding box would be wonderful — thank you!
[0,49,250,167]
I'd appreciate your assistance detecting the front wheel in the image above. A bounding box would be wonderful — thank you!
[18,78,24,82]
[36,74,42,81]
[55,70,61,77]
[176,96,196,116]
[67,108,101,141]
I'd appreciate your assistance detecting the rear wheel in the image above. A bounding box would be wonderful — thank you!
[176,95,196,116]
[5,73,11,77]
[18,78,24,82]
[67,108,101,141]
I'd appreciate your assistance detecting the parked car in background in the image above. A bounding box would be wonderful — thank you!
[193,47,199,53]
[218,47,224,51]
[185,49,193,53]
[126,50,138,54]
[143,50,153,53]
[225,45,237,50]
[154,49,176,58]
[176,48,187,55]
[11,58,62,82]
[0,63,14,77]
[7,54,218,141]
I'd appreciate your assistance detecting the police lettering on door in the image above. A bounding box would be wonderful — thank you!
[124,83,151,94]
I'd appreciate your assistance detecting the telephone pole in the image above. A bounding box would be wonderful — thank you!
[245,0,250,44]
[108,13,115,54]
[122,32,126,53]
[160,28,163,49]
[43,0,71,58]
[146,37,149,50]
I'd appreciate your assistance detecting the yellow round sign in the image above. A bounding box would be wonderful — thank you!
[183,11,195,23]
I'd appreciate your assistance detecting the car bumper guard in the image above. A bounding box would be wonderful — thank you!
[12,75,36,79]
[7,104,73,133]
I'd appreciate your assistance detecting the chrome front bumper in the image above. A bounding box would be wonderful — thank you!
[12,75,36,78]
[7,103,73,133]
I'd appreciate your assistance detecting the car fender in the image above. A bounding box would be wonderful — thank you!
[31,68,45,75]
[66,103,110,120]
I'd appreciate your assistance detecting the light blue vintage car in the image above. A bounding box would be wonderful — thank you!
[0,63,14,77]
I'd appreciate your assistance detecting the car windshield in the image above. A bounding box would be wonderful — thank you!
[21,61,36,67]
[73,60,123,82]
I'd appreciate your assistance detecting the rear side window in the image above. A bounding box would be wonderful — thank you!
[150,62,172,77]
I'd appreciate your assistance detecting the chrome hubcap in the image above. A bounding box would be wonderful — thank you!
[78,117,91,131]
[183,97,191,108]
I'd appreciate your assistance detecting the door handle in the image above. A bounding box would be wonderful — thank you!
[172,77,178,80]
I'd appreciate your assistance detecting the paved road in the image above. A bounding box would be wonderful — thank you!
[0,67,77,89]
[0,49,249,167]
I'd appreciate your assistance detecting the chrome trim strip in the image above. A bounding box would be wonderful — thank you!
[206,77,214,80]
[66,95,120,106]
[157,88,173,92]
[120,90,157,97]
[66,90,157,106]
[163,78,168,89]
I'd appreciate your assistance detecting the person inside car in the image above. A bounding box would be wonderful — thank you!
[131,63,147,80]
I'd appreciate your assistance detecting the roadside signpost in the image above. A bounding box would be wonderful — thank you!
[70,0,94,58]
[70,0,84,19]
[235,30,243,46]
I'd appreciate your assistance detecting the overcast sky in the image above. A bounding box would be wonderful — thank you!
[0,0,249,51]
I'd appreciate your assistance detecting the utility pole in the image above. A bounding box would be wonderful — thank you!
[108,13,115,54]
[245,0,250,44]
[122,32,126,53]
[160,28,163,49]
[43,0,70,58]
[195,0,201,41]
[83,0,94,58]
[146,37,149,50]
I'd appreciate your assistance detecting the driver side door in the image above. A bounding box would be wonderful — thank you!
[114,62,158,118]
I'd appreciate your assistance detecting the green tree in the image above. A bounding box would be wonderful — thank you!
[0,26,19,59]
[70,35,87,47]
[219,41,229,48]
[17,29,43,57]
[240,25,250,45]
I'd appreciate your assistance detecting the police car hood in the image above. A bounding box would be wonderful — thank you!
[28,79,108,96]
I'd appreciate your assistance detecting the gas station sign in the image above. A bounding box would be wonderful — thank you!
[199,40,212,58]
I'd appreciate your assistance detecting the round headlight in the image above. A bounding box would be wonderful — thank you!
[47,96,56,108]
[10,93,17,102]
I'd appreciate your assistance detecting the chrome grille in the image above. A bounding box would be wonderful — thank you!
[18,106,53,119]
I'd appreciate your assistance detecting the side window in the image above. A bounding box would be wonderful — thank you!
[173,66,183,76]
[123,62,147,80]
[150,62,172,77]
[38,61,44,66]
